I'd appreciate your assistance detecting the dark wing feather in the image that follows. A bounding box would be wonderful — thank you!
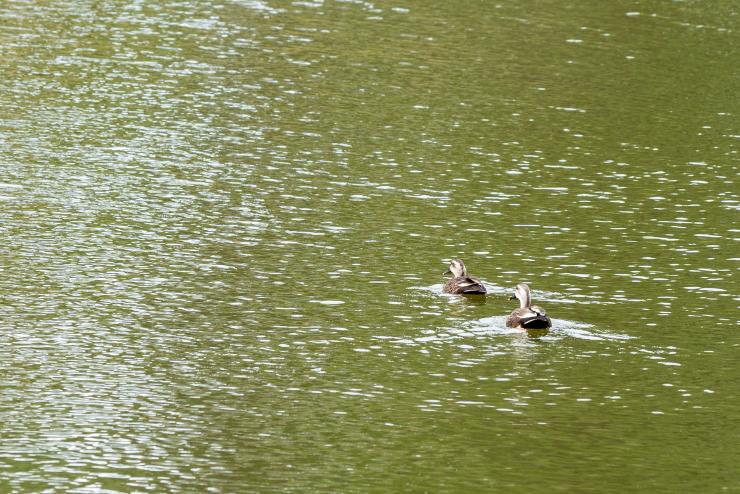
[443,276,487,295]
[507,307,551,329]
[459,276,487,294]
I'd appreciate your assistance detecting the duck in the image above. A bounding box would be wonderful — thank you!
[442,259,487,295]
[506,283,551,329]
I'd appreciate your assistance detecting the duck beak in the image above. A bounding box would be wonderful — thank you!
[443,269,452,275]
[509,295,516,300]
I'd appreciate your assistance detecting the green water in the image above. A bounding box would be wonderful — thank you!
[1,0,738,492]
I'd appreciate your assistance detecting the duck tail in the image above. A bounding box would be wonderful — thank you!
[461,287,486,295]
[520,315,551,329]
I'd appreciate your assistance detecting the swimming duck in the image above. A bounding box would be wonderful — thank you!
[442,259,487,295]
[506,283,551,329]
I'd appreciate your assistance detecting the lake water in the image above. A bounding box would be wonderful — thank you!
[1,0,738,492]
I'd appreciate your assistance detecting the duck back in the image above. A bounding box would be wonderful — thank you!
[443,276,487,295]
[506,306,551,329]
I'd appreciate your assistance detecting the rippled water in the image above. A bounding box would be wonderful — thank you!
[1,0,738,492]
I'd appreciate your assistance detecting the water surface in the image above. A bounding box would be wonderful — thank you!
[0,0,738,492]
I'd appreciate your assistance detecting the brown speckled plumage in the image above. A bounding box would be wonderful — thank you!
[442,259,487,295]
[506,283,551,329]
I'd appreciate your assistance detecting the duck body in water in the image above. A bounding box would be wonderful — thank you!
[506,283,551,329]
[442,259,487,295]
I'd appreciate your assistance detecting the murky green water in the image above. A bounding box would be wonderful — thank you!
[1,0,738,492]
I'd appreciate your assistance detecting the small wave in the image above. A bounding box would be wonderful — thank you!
[413,283,511,296]
[471,316,632,341]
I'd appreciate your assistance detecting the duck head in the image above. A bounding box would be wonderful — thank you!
[509,283,532,308]
[444,259,467,277]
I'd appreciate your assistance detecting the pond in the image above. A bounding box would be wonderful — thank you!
[0,0,737,492]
